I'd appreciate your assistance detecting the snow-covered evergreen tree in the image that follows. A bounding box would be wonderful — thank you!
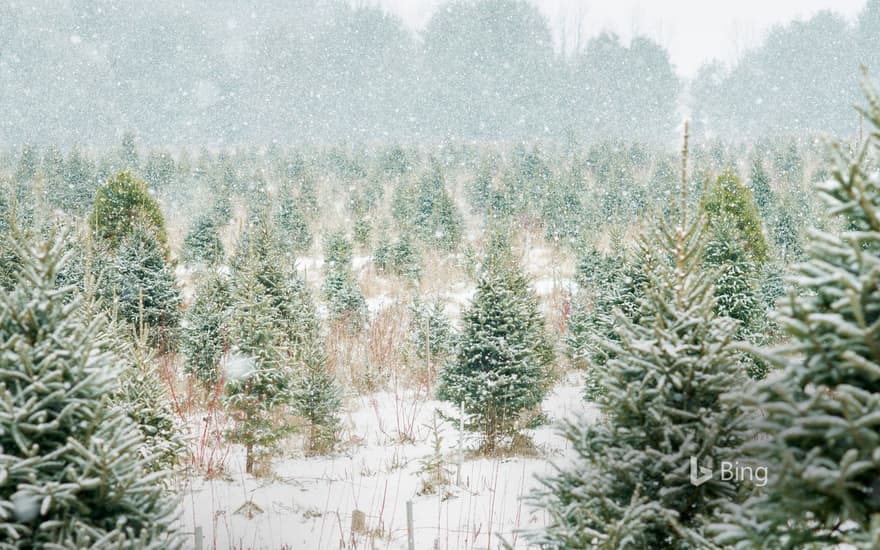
[182,214,224,265]
[89,171,168,251]
[290,342,341,456]
[181,270,231,385]
[276,196,312,253]
[374,232,421,280]
[533,131,751,548]
[322,232,366,328]
[104,224,181,341]
[437,236,553,452]
[224,271,294,474]
[567,242,649,399]
[712,78,880,549]
[0,234,180,548]
[112,323,185,472]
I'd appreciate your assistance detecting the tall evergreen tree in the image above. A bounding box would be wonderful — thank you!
[0,235,180,548]
[533,129,751,548]
[89,172,168,251]
[713,77,880,549]
[224,266,294,475]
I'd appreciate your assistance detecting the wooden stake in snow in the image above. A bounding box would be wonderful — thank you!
[194,526,203,550]
[457,401,464,486]
[407,500,415,550]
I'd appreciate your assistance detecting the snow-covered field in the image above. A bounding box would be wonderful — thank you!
[177,373,594,550]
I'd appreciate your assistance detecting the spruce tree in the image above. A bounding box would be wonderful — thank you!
[322,232,366,328]
[437,237,553,452]
[748,157,774,220]
[181,270,231,386]
[224,268,294,475]
[702,168,768,266]
[182,214,224,265]
[0,235,180,548]
[567,243,650,399]
[104,225,181,340]
[89,172,168,251]
[112,323,184,472]
[276,196,312,253]
[533,128,751,548]
[290,342,341,456]
[712,78,880,549]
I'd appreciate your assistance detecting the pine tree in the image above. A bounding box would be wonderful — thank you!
[533,127,751,549]
[290,342,341,456]
[276,196,312,253]
[104,225,181,341]
[712,77,880,549]
[111,323,184,472]
[89,172,168,251]
[223,268,294,475]
[437,238,553,452]
[182,214,224,265]
[0,234,181,548]
[181,270,231,385]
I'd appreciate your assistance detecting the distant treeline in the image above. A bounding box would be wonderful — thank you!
[0,0,877,146]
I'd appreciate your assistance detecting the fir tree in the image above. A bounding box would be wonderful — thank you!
[182,214,224,265]
[181,270,231,385]
[276,196,312,253]
[0,234,181,548]
[290,342,341,456]
[104,225,181,340]
[712,77,880,549]
[89,172,168,251]
[437,238,553,452]
[533,131,751,548]
[224,269,294,475]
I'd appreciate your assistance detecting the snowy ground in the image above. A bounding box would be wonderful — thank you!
[177,373,594,550]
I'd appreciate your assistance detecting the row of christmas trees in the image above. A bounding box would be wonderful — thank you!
[529,79,880,548]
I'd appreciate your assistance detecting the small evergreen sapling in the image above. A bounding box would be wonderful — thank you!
[437,238,553,453]
[290,343,341,456]
[182,214,224,265]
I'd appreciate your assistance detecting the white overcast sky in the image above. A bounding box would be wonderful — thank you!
[374,0,867,76]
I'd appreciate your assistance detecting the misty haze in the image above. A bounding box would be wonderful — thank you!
[1,1,880,549]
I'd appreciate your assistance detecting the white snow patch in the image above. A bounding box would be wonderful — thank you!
[178,375,592,549]
[222,354,256,381]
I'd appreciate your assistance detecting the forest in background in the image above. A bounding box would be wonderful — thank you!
[1,0,879,146]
